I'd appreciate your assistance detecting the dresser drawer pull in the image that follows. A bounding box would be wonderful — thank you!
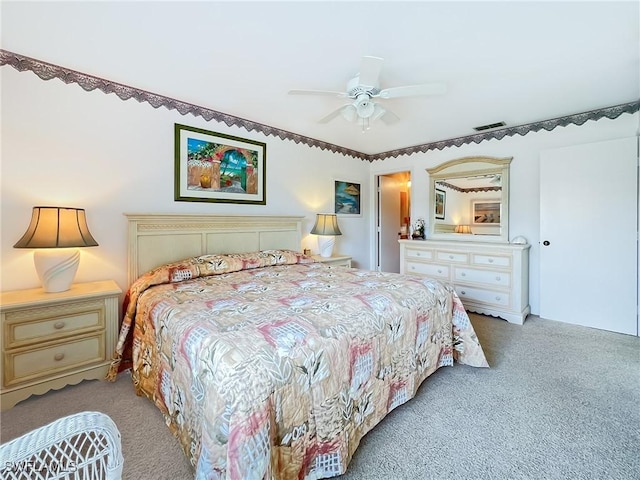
[461,272,466,276]
[53,321,66,330]
[488,258,494,263]
[460,290,466,295]
[416,252,422,257]
[495,296,501,301]
[437,269,442,274]
[53,353,65,361]
[411,266,416,270]
[449,255,454,259]
[496,276,501,281]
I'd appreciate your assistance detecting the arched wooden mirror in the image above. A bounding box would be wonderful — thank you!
[427,156,512,243]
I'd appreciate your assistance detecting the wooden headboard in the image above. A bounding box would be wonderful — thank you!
[125,214,304,285]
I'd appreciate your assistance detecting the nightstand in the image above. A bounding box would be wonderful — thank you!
[312,254,353,268]
[0,280,122,410]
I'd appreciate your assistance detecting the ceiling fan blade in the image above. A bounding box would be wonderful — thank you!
[288,89,347,97]
[357,56,384,89]
[318,104,354,124]
[377,83,447,99]
[379,107,400,125]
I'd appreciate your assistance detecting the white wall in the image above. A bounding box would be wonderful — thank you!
[369,113,639,315]
[2,65,638,318]
[0,67,370,293]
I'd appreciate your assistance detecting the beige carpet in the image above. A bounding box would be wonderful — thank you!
[1,314,639,480]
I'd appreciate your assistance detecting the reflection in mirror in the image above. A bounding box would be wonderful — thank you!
[427,156,512,243]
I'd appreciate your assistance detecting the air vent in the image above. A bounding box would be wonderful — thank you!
[474,121,506,132]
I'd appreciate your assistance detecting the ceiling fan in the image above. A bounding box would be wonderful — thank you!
[288,56,447,131]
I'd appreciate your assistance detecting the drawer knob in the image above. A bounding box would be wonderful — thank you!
[460,290,466,295]
[449,255,454,259]
[495,296,501,301]
[437,269,442,274]
[461,272,466,276]
[54,353,65,361]
[488,258,494,263]
[53,321,65,330]
[496,276,501,281]
[411,266,415,270]
[416,252,421,257]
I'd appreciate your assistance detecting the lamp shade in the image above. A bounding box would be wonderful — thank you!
[310,213,342,236]
[14,207,98,293]
[455,225,472,234]
[310,213,342,258]
[14,207,99,248]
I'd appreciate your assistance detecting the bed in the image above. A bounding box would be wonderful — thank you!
[108,214,488,480]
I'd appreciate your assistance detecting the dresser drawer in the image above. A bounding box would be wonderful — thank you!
[4,300,105,349]
[455,285,510,307]
[436,251,468,263]
[454,267,511,287]
[405,248,434,260]
[4,333,106,386]
[471,254,511,268]
[405,261,449,279]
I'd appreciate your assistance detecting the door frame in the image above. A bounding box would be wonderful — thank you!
[370,167,414,272]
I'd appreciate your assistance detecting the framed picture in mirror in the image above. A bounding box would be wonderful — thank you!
[435,189,446,220]
[472,200,501,224]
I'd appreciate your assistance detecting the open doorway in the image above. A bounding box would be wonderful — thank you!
[375,171,411,272]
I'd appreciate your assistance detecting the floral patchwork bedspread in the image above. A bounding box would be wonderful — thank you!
[108,250,488,480]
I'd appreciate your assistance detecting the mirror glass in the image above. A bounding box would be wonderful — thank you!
[427,156,512,243]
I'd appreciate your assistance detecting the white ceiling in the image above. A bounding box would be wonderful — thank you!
[2,1,638,155]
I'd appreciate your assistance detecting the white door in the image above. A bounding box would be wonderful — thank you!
[540,136,638,335]
[378,175,402,272]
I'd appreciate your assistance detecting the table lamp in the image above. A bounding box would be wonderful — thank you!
[455,225,472,234]
[310,213,342,257]
[13,206,99,293]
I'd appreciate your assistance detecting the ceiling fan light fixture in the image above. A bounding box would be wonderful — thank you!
[354,94,375,118]
[341,104,357,122]
[371,103,386,122]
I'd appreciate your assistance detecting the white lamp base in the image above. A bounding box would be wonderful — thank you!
[33,249,80,293]
[317,236,335,258]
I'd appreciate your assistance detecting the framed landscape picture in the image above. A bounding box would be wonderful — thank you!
[174,123,266,204]
[334,180,361,216]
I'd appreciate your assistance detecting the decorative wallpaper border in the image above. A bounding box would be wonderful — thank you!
[2,49,638,162]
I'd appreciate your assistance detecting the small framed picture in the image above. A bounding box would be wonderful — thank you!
[435,188,446,220]
[334,179,361,216]
[472,200,501,224]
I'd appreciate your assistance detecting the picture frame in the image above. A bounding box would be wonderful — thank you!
[472,200,501,224]
[174,123,266,204]
[334,179,361,216]
[435,188,446,220]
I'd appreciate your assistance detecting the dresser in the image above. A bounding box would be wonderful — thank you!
[0,280,121,410]
[399,239,530,324]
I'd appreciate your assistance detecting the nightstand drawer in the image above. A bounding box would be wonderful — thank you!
[5,299,105,348]
[5,333,105,386]
[311,255,352,267]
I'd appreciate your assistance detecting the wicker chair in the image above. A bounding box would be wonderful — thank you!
[0,411,123,480]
